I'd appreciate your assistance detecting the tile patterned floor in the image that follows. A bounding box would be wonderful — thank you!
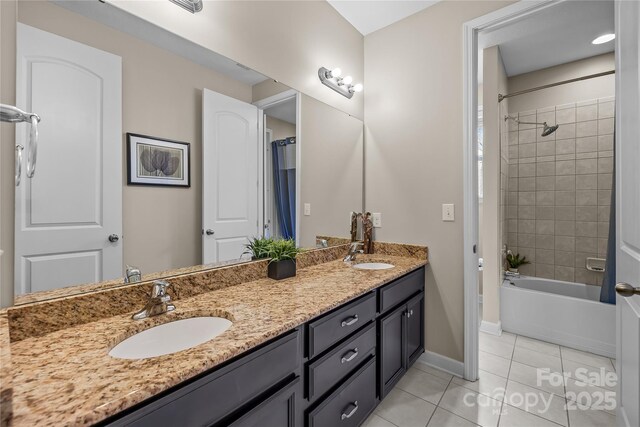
[363,331,617,427]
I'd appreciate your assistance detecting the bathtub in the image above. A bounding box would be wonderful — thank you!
[501,275,616,358]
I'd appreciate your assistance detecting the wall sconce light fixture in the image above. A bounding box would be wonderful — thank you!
[169,0,203,13]
[318,67,363,99]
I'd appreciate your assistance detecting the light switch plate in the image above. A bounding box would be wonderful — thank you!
[304,203,311,216]
[372,213,382,227]
[442,204,455,221]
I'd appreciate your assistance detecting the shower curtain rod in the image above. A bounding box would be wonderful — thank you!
[498,69,615,103]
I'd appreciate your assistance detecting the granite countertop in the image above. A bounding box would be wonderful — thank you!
[2,253,427,426]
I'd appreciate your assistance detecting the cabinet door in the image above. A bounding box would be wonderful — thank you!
[405,292,424,367]
[229,377,300,427]
[378,304,406,399]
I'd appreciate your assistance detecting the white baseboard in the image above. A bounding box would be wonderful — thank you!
[479,320,502,336]
[418,351,465,378]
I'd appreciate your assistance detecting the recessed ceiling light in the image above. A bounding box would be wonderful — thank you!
[592,33,615,45]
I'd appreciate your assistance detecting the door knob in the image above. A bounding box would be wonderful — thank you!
[615,282,640,297]
[205,229,214,236]
[108,234,119,243]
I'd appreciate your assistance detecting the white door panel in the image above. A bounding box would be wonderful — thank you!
[15,24,122,295]
[202,89,258,263]
[615,1,640,426]
[26,251,102,293]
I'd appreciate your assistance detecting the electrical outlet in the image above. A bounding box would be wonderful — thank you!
[372,212,382,227]
[442,204,455,221]
[304,203,311,216]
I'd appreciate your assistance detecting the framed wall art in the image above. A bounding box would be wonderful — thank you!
[126,133,190,187]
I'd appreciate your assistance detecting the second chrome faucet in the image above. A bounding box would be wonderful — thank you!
[132,280,175,320]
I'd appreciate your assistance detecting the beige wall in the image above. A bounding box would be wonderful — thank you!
[299,95,363,248]
[266,116,296,142]
[253,80,292,104]
[111,0,364,120]
[507,53,615,113]
[481,46,508,326]
[1,1,253,306]
[364,1,514,362]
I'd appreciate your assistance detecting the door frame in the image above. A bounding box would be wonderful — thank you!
[253,89,301,246]
[462,0,566,381]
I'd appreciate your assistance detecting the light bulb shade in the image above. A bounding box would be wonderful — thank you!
[353,83,363,93]
[318,67,356,99]
[331,68,342,78]
[592,33,615,44]
[342,76,353,85]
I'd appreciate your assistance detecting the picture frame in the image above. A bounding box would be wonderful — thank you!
[126,133,190,187]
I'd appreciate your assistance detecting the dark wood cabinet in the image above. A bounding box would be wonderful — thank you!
[406,292,425,367]
[230,377,300,427]
[378,304,406,398]
[307,357,378,427]
[104,267,425,427]
[102,330,301,427]
[378,271,425,399]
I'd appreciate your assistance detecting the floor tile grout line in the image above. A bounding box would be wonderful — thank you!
[392,385,445,409]
[439,380,504,427]
[374,413,400,427]
[436,374,455,406]
[563,373,618,418]
[560,344,571,427]
[501,402,568,427]
[563,393,617,418]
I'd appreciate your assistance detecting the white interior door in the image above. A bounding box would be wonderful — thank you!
[202,89,258,263]
[14,24,122,295]
[615,2,640,426]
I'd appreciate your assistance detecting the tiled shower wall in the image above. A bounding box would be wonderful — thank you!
[505,96,614,285]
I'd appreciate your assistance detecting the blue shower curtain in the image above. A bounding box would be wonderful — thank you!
[272,138,296,240]
[600,128,616,304]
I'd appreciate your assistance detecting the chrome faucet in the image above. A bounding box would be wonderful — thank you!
[132,280,176,320]
[124,265,142,284]
[344,241,364,262]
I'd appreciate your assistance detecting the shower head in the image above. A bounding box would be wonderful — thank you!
[504,115,559,137]
[541,122,559,137]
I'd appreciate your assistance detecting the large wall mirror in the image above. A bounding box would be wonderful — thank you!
[3,0,363,305]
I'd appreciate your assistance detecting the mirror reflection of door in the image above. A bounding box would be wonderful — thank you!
[14,24,123,295]
[202,89,259,263]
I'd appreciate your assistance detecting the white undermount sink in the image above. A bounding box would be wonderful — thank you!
[352,262,395,270]
[109,317,232,360]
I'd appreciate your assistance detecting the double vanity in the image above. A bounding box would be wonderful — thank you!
[0,242,428,426]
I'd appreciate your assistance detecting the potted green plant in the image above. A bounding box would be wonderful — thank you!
[266,238,301,280]
[506,251,530,274]
[243,236,274,260]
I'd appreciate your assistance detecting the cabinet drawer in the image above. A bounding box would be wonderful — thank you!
[307,356,377,427]
[307,322,376,401]
[229,377,300,427]
[379,268,424,314]
[307,292,376,359]
[106,329,300,427]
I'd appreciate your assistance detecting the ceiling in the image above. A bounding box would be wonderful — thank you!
[327,0,440,35]
[480,0,614,77]
[265,98,297,125]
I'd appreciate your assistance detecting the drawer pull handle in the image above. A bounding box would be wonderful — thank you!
[406,309,414,318]
[341,401,359,420]
[341,348,359,363]
[341,314,359,327]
